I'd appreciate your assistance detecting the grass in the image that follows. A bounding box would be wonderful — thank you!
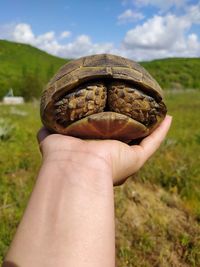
[0,102,41,263]
[140,91,200,217]
[0,40,67,98]
[0,91,200,266]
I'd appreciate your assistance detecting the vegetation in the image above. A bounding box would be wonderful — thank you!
[0,91,200,266]
[0,40,200,100]
[0,40,200,265]
[0,40,66,99]
[142,58,200,90]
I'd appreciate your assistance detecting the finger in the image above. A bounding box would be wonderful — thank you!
[37,127,51,144]
[111,141,141,185]
[139,115,172,161]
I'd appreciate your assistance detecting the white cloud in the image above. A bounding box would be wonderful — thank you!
[118,9,144,24]
[185,3,200,24]
[187,33,199,50]
[13,23,35,43]
[0,23,114,58]
[123,14,190,50]
[10,23,57,48]
[56,35,114,58]
[122,11,200,60]
[60,31,71,39]
[137,0,188,9]
[1,3,200,63]
[123,0,189,12]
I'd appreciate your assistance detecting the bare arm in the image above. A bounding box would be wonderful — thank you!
[3,115,172,267]
[4,150,115,267]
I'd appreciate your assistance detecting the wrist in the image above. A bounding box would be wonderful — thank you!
[39,148,113,192]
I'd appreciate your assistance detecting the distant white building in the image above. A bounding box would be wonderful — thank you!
[2,88,24,104]
[3,96,24,104]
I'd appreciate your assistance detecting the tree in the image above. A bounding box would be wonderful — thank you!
[21,73,43,101]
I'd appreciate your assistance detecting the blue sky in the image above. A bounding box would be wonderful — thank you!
[0,0,200,60]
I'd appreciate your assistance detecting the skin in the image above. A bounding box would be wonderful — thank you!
[3,115,172,267]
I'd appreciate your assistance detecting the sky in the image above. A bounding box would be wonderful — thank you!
[0,0,200,61]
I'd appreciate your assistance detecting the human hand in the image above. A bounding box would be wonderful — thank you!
[37,115,172,186]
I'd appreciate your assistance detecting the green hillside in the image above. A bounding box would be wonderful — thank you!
[141,57,200,90]
[0,40,200,100]
[0,40,66,99]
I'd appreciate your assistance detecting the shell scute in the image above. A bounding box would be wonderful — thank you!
[43,54,163,107]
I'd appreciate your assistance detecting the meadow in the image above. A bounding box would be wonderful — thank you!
[0,91,200,266]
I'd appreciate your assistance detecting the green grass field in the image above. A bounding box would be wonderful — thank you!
[0,91,200,266]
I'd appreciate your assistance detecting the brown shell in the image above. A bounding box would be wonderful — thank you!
[41,54,163,118]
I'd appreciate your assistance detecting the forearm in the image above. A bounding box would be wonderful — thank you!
[4,155,115,267]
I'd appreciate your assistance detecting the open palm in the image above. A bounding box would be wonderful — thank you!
[37,115,172,185]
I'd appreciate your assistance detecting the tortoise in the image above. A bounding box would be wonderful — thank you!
[40,54,167,142]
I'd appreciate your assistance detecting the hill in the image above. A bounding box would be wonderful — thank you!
[0,40,66,99]
[0,40,200,99]
[141,57,200,90]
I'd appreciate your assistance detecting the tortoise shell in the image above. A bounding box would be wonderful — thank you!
[40,54,167,142]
